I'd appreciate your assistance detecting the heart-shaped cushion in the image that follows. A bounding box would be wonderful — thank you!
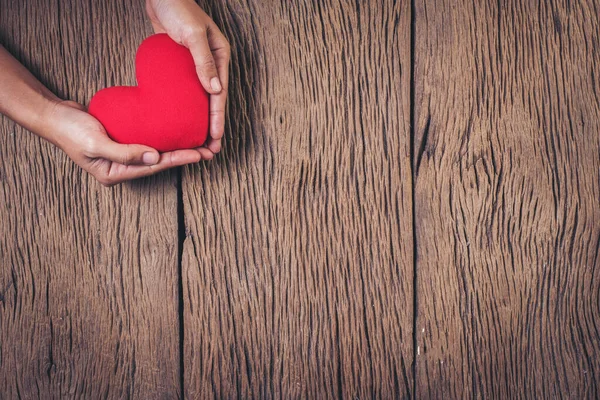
[88,34,210,152]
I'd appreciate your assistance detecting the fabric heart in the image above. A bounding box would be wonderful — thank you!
[88,34,210,152]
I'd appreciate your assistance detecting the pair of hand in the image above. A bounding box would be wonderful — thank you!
[48,0,230,186]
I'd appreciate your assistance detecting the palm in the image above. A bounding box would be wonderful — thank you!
[53,101,206,186]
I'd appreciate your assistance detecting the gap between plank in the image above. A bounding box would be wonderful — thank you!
[409,0,419,398]
[176,167,185,399]
[171,4,421,395]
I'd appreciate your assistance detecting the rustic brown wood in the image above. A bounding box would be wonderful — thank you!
[413,0,600,398]
[181,1,414,398]
[0,0,181,397]
[3,0,598,397]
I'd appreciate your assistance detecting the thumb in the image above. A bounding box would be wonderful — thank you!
[92,136,160,166]
[185,32,222,94]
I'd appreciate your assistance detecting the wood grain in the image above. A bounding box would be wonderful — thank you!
[0,0,181,397]
[181,1,414,398]
[3,0,598,397]
[413,0,600,398]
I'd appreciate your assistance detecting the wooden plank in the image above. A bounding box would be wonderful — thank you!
[414,0,600,397]
[0,0,181,397]
[181,0,414,398]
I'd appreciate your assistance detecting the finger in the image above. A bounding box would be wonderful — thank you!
[150,21,166,34]
[210,91,227,140]
[88,135,160,166]
[184,29,222,94]
[145,1,166,33]
[196,147,214,160]
[105,149,202,183]
[208,33,230,140]
[200,137,221,154]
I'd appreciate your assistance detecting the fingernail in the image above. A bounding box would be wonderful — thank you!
[143,152,159,165]
[210,77,222,92]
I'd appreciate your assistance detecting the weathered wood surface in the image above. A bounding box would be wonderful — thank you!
[2,0,600,398]
[181,1,414,398]
[413,0,600,398]
[0,0,181,397]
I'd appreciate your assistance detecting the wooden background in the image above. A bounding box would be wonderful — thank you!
[0,0,598,398]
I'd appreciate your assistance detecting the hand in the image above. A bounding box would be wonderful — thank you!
[44,100,213,187]
[146,0,231,156]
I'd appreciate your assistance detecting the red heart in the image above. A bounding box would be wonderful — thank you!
[88,34,210,152]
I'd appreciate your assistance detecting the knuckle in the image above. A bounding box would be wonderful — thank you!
[182,26,206,42]
[119,149,134,165]
[83,138,100,157]
[97,176,114,187]
[198,56,217,73]
[209,108,225,116]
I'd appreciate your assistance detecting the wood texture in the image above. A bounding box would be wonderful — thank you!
[2,0,599,397]
[181,1,414,398]
[413,0,600,398]
[0,0,181,397]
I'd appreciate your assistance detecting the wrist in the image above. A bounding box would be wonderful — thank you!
[0,82,62,145]
[0,45,64,145]
[31,95,62,145]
